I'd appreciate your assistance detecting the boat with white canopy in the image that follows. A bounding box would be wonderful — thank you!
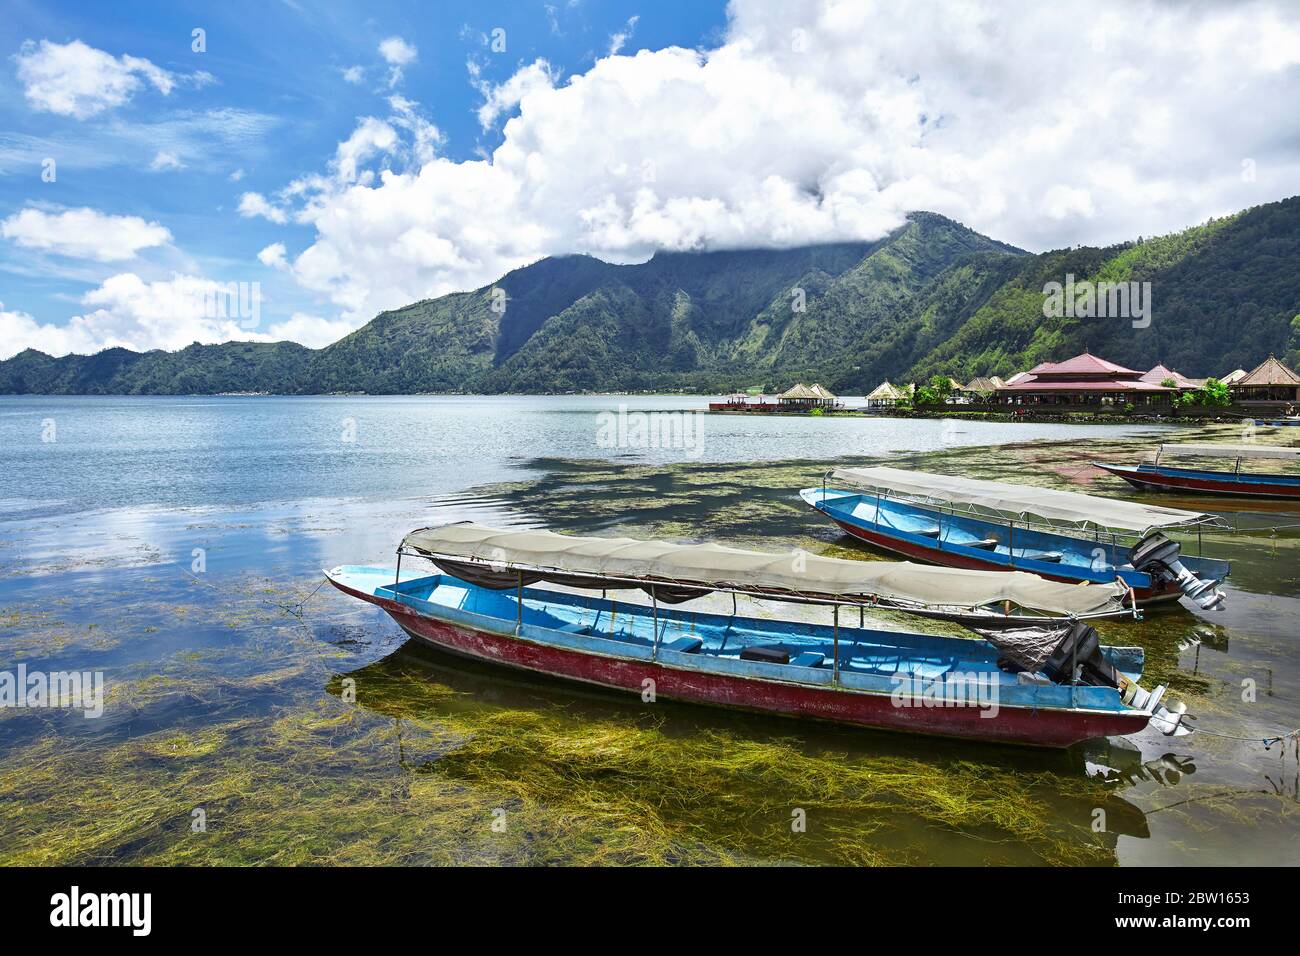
[1095,443,1300,499]
[325,522,1191,747]
[801,467,1229,609]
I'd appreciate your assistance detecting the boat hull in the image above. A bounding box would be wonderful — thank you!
[800,488,1227,607]
[825,515,1183,606]
[1096,462,1300,499]
[329,575,1150,748]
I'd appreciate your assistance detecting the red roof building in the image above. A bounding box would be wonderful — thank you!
[1140,364,1203,389]
[1230,354,1300,405]
[996,352,1175,407]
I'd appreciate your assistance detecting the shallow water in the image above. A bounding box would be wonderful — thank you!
[1,396,1297,865]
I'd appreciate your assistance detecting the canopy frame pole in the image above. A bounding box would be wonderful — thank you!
[1069,617,1078,706]
[515,571,523,635]
[1233,456,1242,477]
[832,604,840,685]
[1008,521,1015,568]
[394,549,402,589]
[650,585,660,661]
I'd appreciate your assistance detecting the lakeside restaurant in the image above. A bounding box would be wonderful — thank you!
[1139,364,1204,391]
[865,380,911,408]
[709,382,842,414]
[1228,355,1300,408]
[955,376,1004,402]
[778,383,841,411]
[992,352,1175,409]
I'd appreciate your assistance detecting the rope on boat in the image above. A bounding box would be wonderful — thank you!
[1191,725,1300,751]
[1223,519,1300,535]
[184,569,328,620]
[263,577,328,619]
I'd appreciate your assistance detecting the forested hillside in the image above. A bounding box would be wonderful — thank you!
[4,197,1297,394]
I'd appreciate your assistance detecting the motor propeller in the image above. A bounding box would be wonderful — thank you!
[1129,532,1226,610]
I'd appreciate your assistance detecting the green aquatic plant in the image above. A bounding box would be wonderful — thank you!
[2,423,1295,867]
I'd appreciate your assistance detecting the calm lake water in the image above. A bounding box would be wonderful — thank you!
[1,395,1297,865]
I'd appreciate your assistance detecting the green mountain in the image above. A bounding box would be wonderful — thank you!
[4,198,1299,395]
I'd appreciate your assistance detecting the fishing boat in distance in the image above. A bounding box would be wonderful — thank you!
[1094,443,1300,499]
[326,522,1191,747]
[801,467,1229,609]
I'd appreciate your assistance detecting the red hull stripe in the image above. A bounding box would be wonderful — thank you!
[330,579,1148,748]
[1101,466,1300,499]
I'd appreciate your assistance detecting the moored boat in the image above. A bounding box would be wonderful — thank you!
[1094,443,1300,499]
[326,522,1191,748]
[801,467,1229,609]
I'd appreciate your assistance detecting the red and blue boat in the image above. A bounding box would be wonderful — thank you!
[801,467,1229,609]
[326,522,1191,748]
[1094,442,1300,500]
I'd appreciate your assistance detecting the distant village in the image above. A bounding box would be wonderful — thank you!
[708,352,1300,418]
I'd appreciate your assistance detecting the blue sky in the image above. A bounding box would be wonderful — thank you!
[2,1,1298,357]
[0,0,728,352]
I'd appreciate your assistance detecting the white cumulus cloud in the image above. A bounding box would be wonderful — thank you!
[237,191,288,224]
[474,58,556,130]
[378,36,417,86]
[17,0,1300,355]
[1,206,172,262]
[14,39,176,118]
[378,36,417,66]
[264,312,356,348]
[149,150,184,171]
[258,0,1300,330]
[257,242,288,268]
[1,275,261,356]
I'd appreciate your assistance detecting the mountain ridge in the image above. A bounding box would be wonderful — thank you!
[3,200,1298,395]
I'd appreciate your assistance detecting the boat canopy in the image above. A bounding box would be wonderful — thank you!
[829,466,1220,533]
[400,522,1129,619]
[1157,443,1300,461]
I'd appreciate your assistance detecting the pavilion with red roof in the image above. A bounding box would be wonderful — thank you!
[995,352,1176,408]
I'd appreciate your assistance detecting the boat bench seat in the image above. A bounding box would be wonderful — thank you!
[964,538,1000,550]
[790,651,826,668]
[556,622,593,635]
[661,635,704,654]
[911,525,941,538]
[1021,550,1063,563]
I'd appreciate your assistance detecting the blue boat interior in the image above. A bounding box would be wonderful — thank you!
[803,488,1230,587]
[329,566,1147,714]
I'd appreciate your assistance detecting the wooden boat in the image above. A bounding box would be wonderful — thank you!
[1094,443,1300,499]
[326,522,1191,748]
[801,467,1229,609]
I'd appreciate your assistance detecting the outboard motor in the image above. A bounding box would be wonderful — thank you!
[1129,532,1226,610]
[978,621,1193,737]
